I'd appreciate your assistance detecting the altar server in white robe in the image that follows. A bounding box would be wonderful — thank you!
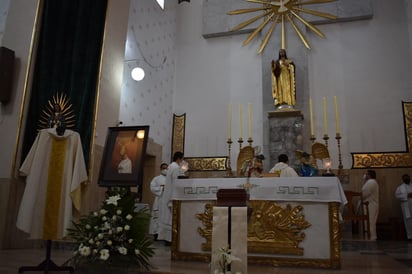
[395,174,412,240]
[158,151,184,244]
[17,128,87,240]
[361,169,379,241]
[149,162,168,238]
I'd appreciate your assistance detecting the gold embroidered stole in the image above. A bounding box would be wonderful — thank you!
[43,137,67,239]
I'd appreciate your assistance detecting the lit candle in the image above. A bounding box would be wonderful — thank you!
[228,103,232,139]
[309,98,314,136]
[334,96,340,134]
[248,102,252,139]
[323,97,328,135]
[239,104,243,139]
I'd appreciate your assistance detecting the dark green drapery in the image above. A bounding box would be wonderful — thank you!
[22,0,108,168]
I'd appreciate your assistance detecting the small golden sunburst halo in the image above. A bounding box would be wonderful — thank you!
[227,0,338,53]
[39,92,76,130]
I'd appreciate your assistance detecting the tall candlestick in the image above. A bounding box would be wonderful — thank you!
[248,102,252,139]
[334,96,340,134]
[323,97,328,135]
[228,103,232,139]
[309,98,314,136]
[239,104,243,139]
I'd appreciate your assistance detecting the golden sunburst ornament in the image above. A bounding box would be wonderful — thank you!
[227,0,338,53]
[39,92,76,130]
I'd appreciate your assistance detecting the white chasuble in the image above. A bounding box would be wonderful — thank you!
[17,128,87,240]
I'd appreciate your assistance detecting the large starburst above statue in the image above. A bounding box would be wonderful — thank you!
[227,0,337,54]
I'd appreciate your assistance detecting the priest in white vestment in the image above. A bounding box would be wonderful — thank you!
[395,174,412,240]
[17,128,88,240]
[269,154,299,177]
[149,162,168,237]
[158,152,184,243]
[362,169,379,241]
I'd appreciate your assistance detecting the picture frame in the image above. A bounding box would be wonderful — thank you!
[98,125,150,187]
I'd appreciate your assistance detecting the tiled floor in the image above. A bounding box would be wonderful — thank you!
[1,237,411,273]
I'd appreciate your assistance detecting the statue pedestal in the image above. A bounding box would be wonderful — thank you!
[268,109,303,169]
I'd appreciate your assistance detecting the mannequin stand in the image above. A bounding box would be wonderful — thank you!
[18,240,74,273]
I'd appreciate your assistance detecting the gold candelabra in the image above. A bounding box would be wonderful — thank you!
[310,134,316,144]
[247,137,253,146]
[238,137,243,150]
[226,138,233,177]
[323,134,329,148]
[335,133,343,175]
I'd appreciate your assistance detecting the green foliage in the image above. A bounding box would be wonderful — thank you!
[65,187,154,271]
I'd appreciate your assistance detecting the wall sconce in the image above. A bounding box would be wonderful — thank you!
[131,67,145,81]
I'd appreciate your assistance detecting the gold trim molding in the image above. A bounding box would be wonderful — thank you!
[171,113,186,160]
[185,157,227,171]
[352,101,412,168]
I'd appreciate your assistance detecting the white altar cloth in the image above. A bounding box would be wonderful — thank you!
[171,177,347,268]
[172,177,347,205]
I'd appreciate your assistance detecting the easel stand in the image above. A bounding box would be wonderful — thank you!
[18,240,74,273]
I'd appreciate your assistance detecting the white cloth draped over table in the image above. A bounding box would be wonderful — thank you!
[172,177,347,268]
[172,177,347,205]
[17,128,88,240]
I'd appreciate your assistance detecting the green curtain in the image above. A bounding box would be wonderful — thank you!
[22,0,108,168]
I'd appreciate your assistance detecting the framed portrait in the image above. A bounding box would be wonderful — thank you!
[98,126,150,187]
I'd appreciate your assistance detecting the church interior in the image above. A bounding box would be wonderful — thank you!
[0,0,412,273]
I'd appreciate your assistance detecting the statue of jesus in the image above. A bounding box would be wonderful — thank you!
[271,49,296,109]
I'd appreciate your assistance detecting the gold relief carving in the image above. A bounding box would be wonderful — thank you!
[171,200,181,260]
[404,101,412,151]
[173,201,341,269]
[185,157,227,171]
[172,114,186,158]
[352,102,412,168]
[196,201,311,256]
[328,202,341,269]
[352,153,412,168]
[195,203,215,251]
[247,200,310,255]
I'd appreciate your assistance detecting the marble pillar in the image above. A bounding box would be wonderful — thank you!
[268,110,303,170]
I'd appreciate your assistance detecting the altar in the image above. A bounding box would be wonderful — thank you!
[171,176,347,269]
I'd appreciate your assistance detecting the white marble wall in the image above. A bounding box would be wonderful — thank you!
[119,0,177,163]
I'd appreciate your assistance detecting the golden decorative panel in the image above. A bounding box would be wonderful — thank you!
[171,113,186,159]
[185,157,227,171]
[352,101,412,168]
[196,202,215,251]
[196,201,311,255]
[172,200,342,269]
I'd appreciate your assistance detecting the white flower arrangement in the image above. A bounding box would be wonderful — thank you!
[213,246,241,274]
[65,187,154,271]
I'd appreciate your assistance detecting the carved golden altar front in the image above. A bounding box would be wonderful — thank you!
[170,177,345,269]
[196,201,311,255]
